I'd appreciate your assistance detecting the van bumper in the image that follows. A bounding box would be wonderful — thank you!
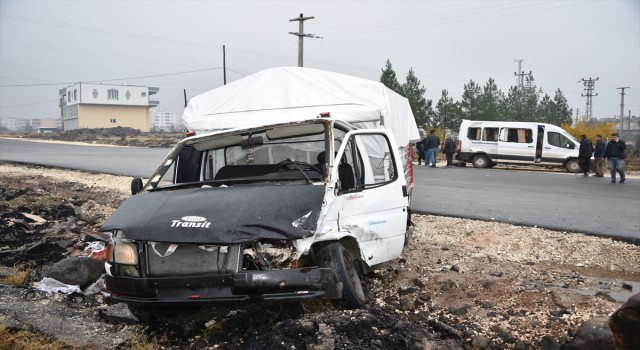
[105,267,341,304]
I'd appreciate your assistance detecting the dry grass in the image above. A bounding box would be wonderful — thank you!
[0,262,34,286]
[121,326,170,350]
[0,325,70,350]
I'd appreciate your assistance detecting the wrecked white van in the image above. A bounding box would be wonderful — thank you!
[456,119,582,172]
[101,67,420,316]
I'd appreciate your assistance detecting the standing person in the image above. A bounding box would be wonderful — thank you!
[578,134,593,177]
[424,129,441,168]
[605,133,626,183]
[415,137,425,165]
[593,134,606,177]
[442,134,456,167]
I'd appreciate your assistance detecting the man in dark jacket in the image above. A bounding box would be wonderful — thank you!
[442,134,457,167]
[424,130,440,168]
[604,133,626,183]
[593,134,606,177]
[578,134,593,177]
[415,137,425,165]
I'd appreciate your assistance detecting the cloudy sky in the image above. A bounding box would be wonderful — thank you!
[1,0,638,123]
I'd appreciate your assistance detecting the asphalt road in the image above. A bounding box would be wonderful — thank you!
[411,164,640,242]
[0,138,169,178]
[1,137,638,241]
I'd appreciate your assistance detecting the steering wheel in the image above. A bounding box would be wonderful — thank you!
[275,159,322,174]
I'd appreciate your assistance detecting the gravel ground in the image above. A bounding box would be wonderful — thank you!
[1,162,639,349]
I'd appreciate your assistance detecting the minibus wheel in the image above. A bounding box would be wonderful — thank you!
[472,155,489,168]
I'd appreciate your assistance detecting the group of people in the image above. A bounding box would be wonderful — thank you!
[416,130,457,168]
[578,133,627,183]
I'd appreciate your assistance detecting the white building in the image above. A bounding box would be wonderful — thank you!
[151,108,181,132]
[0,117,31,131]
[59,83,159,131]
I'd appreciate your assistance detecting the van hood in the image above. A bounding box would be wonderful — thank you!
[101,184,325,244]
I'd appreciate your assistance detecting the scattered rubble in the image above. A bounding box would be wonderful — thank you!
[1,163,639,349]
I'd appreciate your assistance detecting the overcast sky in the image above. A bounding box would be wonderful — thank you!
[1,0,638,123]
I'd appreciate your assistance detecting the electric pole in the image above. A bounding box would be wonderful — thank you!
[289,13,318,67]
[617,87,630,138]
[514,59,532,91]
[578,77,599,120]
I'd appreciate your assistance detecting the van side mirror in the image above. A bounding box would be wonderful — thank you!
[131,177,144,195]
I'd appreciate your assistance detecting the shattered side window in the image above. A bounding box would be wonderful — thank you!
[468,127,481,140]
[483,128,499,141]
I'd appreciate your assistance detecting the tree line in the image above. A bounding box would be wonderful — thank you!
[379,59,573,133]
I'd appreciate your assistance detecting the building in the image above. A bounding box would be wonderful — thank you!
[0,117,31,131]
[601,115,640,142]
[31,117,62,129]
[59,83,159,131]
[151,108,181,132]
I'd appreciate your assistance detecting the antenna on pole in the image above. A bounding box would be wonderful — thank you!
[514,59,532,91]
[289,13,320,67]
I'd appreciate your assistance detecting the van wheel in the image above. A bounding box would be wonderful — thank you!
[565,159,581,173]
[472,155,489,168]
[316,242,366,309]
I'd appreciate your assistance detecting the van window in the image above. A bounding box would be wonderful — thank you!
[547,131,572,148]
[468,127,481,140]
[501,128,533,143]
[340,133,396,192]
[483,127,499,141]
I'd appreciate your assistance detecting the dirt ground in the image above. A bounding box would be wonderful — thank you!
[1,162,639,349]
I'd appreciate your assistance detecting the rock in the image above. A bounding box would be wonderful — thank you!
[450,264,460,272]
[515,341,528,350]
[414,277,426,288]
[441,279,458,291]
[45,257,104,288]
[610,292,640,350]
[539,335,560,350]
[471,335,491,349]
[565,317,614,350]
[448,303,469,316]
[595,291,616,302]
[399,295,415,311]
[492,325,517,343]
[398,286,419,296]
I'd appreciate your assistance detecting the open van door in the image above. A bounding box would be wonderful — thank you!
[331,130,408,266]
[497,126,536,163]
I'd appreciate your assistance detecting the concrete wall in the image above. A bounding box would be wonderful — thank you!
[77,104,150,131]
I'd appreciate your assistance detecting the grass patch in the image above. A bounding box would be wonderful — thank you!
[0,262,35,286]
[0,325,70,350]
[121,326,170,350]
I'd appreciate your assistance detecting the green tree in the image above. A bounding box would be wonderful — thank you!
[460,80,482,120]
[434,89,463,132]
[379,59,403,95]
[402,68,431,128]
[536,94,557,124]
[477,78,502,121]
[552,88,573,126]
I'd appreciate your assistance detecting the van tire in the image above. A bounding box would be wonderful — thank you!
[472,155,490,168]
[565,159,581,173]
[316,242,366,309]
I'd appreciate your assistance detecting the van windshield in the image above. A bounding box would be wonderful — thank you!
[147,122,334,190]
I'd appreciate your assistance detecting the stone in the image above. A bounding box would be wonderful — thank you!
[45,257,104,289]
[539,335,560,350]
[448,303,469,316]
[471,335,491,349]
[610,292,640,350]
[414,277,426,288]
[398,286,419,296]
[565,317,614,350]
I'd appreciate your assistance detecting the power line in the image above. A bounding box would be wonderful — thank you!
[0,66,246,87]
[0,99,59,109]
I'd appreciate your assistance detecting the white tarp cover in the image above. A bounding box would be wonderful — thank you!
[182,67,420,146]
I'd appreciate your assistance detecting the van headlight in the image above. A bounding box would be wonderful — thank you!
[113,242,138,265]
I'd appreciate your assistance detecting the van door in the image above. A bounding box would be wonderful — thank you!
[332,130,408,266]
[542,130,578,165]
[497,126,536,163]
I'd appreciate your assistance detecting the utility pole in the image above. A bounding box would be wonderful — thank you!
[289,13,317,67]
[223,45,227,85]
[514,59,532,91]
[578,77,599,120]
[617,87,630,138]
